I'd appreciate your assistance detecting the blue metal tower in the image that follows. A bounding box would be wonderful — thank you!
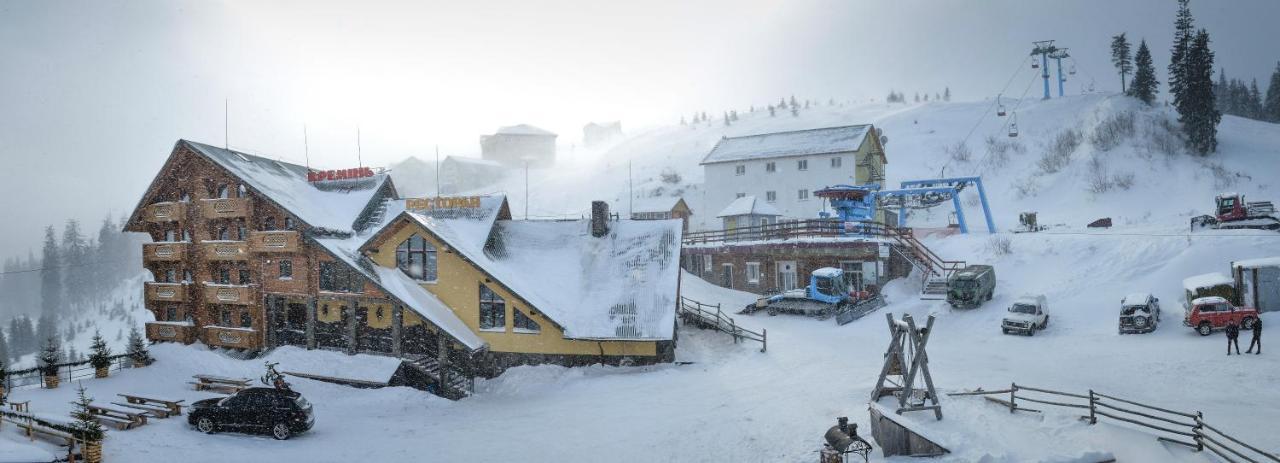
[1031,40,1058,100]
[1050,49,1071,98]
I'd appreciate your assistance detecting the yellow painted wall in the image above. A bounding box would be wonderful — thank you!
[370,221,659,357]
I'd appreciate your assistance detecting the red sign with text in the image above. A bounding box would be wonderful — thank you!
[308,167,375,182]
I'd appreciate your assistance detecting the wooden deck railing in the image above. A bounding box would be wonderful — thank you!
[682,219,898,245]
[678,296,766,352]
[949,383,1280,463]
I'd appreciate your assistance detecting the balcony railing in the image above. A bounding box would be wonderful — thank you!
[249,230,300,253]
[145,282,187,303]
[199,197,250,219]
[200,241,249,261]
[203,325,261,350]
[683,219,896,245]
[143,242,188,262]
[145,321,197,344]
[145,201,188,222]
[203,283,254,305]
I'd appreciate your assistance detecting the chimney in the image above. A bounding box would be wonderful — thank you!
[591,200,610,237]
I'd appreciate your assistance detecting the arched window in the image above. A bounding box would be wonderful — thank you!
[215,185,230,199]
[179,190,190,202]
[237,184,247,197]
[284,217,295,230]
[395,234,437,281]
[240,311,252,328]
[263,217,276,231]
[279,259,293,279]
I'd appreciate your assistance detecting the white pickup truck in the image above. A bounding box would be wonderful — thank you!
[1002,295,1050,336]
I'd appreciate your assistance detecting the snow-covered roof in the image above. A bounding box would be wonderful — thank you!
[812,267,841,278]
[1121,293,1153,306]
[385,197,681,341]
[1233,256,1280,269]
[183,140,391,233]
[444,155,506,168]
[631,196,685,214]
[716,196,781,217]
[495,124,557,137]
[1182,272,1234,292]
[1191,296,1230,306]
[701,124,873,165]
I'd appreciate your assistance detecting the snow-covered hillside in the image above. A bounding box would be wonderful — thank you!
[7,272,152,370]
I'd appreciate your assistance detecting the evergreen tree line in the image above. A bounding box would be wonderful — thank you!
[1214,66,1280,122]
[680,95,850,127]
[886,88,951,104]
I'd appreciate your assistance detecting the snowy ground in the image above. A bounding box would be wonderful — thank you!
[7,93,1280,461]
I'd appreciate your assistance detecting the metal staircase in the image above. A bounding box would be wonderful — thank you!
[404,354,473,398]
[885,228,965,300]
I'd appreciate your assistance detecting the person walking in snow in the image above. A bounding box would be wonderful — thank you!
[1245,318,1262,355]
[1226,321,1241,355]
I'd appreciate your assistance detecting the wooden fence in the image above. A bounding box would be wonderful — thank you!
[949,383,1280,463]
[678,297,766,352]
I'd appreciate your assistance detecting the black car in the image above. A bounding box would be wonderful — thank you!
[188,387,314,440]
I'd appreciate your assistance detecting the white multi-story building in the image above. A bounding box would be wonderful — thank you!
[698,124,887,230]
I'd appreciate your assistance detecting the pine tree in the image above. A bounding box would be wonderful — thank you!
[789,95,798,109]
[1168,0,1195,108]
[40,225,62,317]
[1179,29,1221,155]
[723,112,731,126]
[90,330,111,371]
[1129,40,1159,105]
[924,93,930,102]
[1111,33,1133,93]
[768,105,776,117]
[127,326,151,365]
[39,336,62,376]
[1248,79,1264,119]
[943,87,951,101]
[0,328,9,364]
[1264,62,1280,122]
[69,384,105,442]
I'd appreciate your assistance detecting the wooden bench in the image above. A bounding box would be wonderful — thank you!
[118,394,184,416]
[86,404,147,429]
[110,401,174,419]
[8,401,30,413]
[190,374,252,394]
[3,416,76,448]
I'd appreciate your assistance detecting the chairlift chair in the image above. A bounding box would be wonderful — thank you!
[996,94,1006,117]
[1008,113,1019,138]
[1069,64,1077,75]
[1031,60,1040,69]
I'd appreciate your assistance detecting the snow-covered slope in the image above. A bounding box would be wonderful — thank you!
[8,272,152,370]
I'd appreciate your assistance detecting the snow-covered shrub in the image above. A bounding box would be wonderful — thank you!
[1089,110,1136,151]
[1012,177,1040,199]
[1113,172,1135,190]
[985,235,1013,256]
[1086,156,1113,193]
[983,135,1024,169]
[945,141,972,163]
[659,168,682,185]
[1038,128,1081,173]
[1141,117,1182,157]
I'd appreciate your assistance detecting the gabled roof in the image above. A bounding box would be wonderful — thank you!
[1183,272,1234,292]
[700,124,875,165]
[494,124,557,137]
[716,196,781,218]
[631,196,688,214]
[363,196,681,341]
[443,155,505,168]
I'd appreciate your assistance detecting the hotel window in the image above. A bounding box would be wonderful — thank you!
[396,234,438,281]
[263,217,276,231]
[162,268,176,283]
[239,269,252,285]
[165,307,177,321]
[735,192,746,199]
[240,311,252,328]
[221,309,232,326]
[735,165,745,175]
[237,224,247,240]
[797,159,809,171]
[513,308,541,333]
[798,189,809,200]
[217,268,231,285]
[237,184,247,197]
[279,260,293,279]
[215,185,230,199]
[319,262,361,293]
[831,157,842,168]
[182,269,193,283]
[766,191,777,202]
[215,226,230,241]
[765,162,776,173]
[702,255,712,272]
[479,284,506,331]
[284,217,295,230]
[179,190,190,202]
[746,262,761,284]
[163,229,177,241]
[182,229,191,241]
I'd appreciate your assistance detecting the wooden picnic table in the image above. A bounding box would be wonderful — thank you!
[85,404,147,430]
[190,374,252,393]
[117,394,185,416]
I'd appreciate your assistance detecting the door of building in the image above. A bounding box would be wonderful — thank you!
[840,261,864,291]
[722,264,734,289]
[777,261,798,292]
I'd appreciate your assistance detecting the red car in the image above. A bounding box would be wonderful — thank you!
[1183,296,1259,336]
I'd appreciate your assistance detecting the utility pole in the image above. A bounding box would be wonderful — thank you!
[524,160,530,219]
[356,126,363,168]
[224,99,229,149]
[303,124,310,170]
[435,145,440,198]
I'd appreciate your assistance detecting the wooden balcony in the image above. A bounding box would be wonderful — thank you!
[145,322,197,344]
[200,241,249,261]
[199,197,250,219]
[249,230,300,253]
[203,325,261,350]
[145,202,188,222]
[143,242,188,262]
[203,284,255,305]
[145,282,187,303]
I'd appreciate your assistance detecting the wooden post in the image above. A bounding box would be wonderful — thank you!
[264,296,276,348]
[391,305,403,357]
[762,329,767,353]
[437,335,450,395]
[305,298,317,349]
[1088,390,1097,424]
[1193,412,1204,452]
[1009,383,1017,413]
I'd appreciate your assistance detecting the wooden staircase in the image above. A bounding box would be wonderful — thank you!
[885,228,965,300]
[404,354,473,398]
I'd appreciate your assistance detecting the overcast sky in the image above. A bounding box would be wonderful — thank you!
[1,0,1277,260]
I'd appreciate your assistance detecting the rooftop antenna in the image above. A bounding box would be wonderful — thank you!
[224,98,229,149]
[303,124,311,170]
[356,126,363,168]
[435,144,440,198]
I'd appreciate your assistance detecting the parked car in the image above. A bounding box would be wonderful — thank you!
[1002,295,1049,336]
[1119,293,1162,334]
[948,265,996,309]
[189,387,314,440]
[1183,296,1259,336]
